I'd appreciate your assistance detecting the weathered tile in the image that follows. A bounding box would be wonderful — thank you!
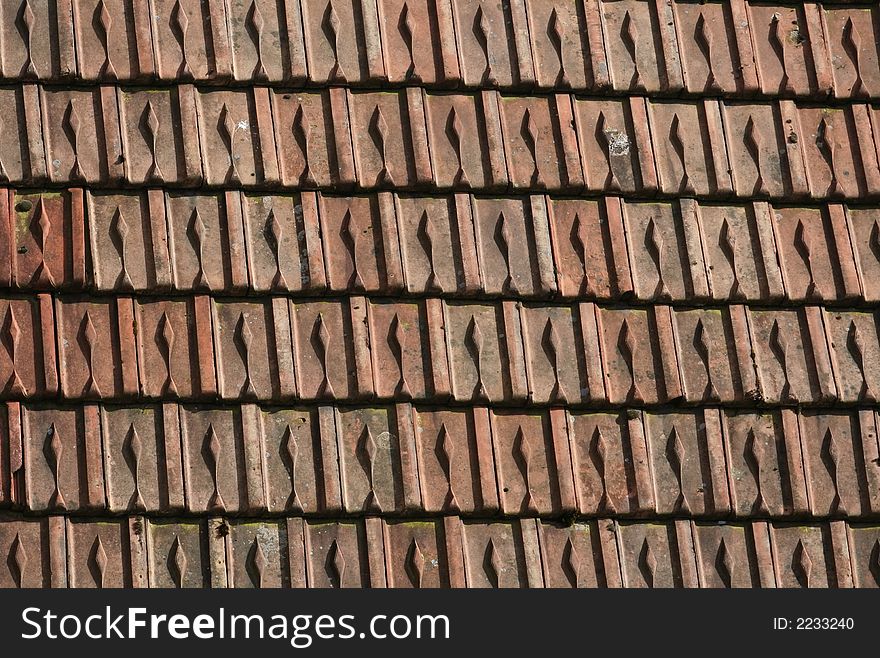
[67,517,140,588]
[166,192,247,293]
[692,522,762,588]
[290,299,359,401]
[0,516,52,587]
[146,519,210,588]
[643,410,729,516]
[302,519,370,588]
[617,521,697,588]
[260,406,324,514]
[490,410,561,515]
[768,523,837,588]
[180,405,247,513]
[336,407,405,513]
[227,520,290,588]
[382,518,451,588]
[56,297,137,399]
[413,407,493,514]
[568,411,647,516]
[723,410,806,518]
[460,520,533,588]
[100,404,163,513]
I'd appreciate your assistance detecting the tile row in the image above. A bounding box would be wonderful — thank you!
[1,514,878,588]
[0,0,877,100]
[6,189,880,305]
[2,294,879,406]
[1,402,878,518]
[3,84,880,199]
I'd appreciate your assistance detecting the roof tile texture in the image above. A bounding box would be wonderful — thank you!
[0,0,879,588]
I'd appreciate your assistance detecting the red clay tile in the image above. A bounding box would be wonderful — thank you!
[56,297,137,400]
[41,86,123,184]
[748,308,832,404]
[241,192,324,292]
[146,519,210,587]
[616,520,698,588]
[445,300,526,404]
[696,201,785,302]
[648,99,730,197]
[395,194,477,294]
[490,409,565,516]
[598,306,671,405]
[89,191,167,291]
[150,0,218,81]
[8,190,84,290]
[382,518,453,588]
[723,409,809,518]
[377,0,454,86]
[471,196,545,296]
[336,406,407,513]
[549,197,632,300]
[299,519,371,588]
[0,1,75,81]
[846,207,880,303]
[226,0,290,83]
[643,410,729,516]
[568,411,649,515]
[524,0,591,90]
[672,0,743,96]
[0,516,52,587]
[166,192,247,293]
[798,411,874,518]
[271,89,343,188]
[450,0,524,88]
[290,299,361,401]
[259,406,331,513]
[134,298,208,399]
[424,91,505,191]
[301,0,371,85]
[180,405,247,513]
[318,194,391,293]
[211,299,288,401]
[72,0,154,81]
[498,94,569,191]
[195,88,275,186]
[100,404,164,513]
[118,86,201,185]
[537,519,621,588]
[573,97,655,195]
[22,404,100,511]
[602,1,662,92]
[623,200,698,302]
[671,307,746,403]
[226,519,289,588]
[0,87,44,184]
[825,309,879,403]
[413,406,496,514]
[0,296,55,398]
[823,5,880,100]
[367,300,430,400]
[748,3,828,98]
[847,521,880,588]
[722,102,791,198]
[0,404,12,506]
[348,90,422,189]
[519,303,590,405]
[691,522,763,588]
[460,519,540,588]
[768,522,845,588]
[797,105,866,199]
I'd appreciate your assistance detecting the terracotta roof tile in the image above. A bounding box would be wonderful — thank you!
[0,0,878,588]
